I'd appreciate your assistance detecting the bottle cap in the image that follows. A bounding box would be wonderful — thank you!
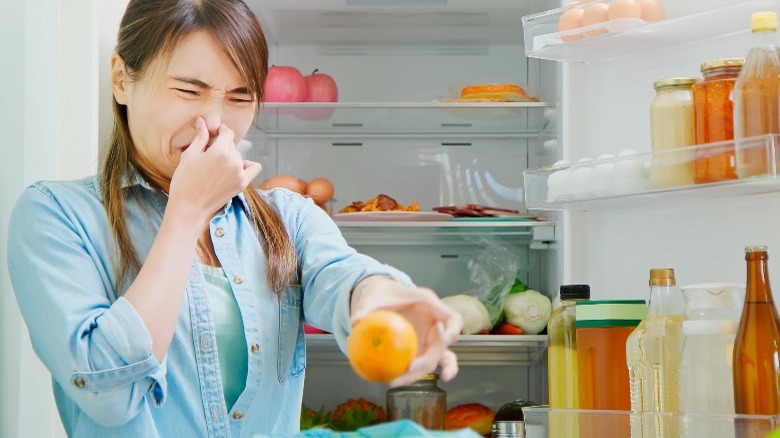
[653,77,696,90]
[700,58,744,72]
[649,268,676,286]
[752,11,777,32]
[419,373,439,381]
[560,284,590,301]
[745,245,769,253]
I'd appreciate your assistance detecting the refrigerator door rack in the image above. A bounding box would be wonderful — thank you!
[523,134,780,211]
[522,405,780,438]
[523,0,755,63]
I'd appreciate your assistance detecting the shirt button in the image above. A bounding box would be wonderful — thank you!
[215,227,225,238]
[233,410,244,420]
[250,344,260,355]
[73,377,85,388]
[233,275,244,285]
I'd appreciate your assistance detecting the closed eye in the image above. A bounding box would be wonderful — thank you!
[175,88,199,97]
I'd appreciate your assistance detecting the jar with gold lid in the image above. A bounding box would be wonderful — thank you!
[650,77,698,189]
[386,373,446,430]
[693,58,744,184]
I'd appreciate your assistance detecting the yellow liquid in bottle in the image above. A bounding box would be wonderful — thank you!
[627,320,646,438]
[640,314,685,438]
[548,302,579,438]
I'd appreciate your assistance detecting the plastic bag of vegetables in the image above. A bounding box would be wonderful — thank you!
[440,239,521,334]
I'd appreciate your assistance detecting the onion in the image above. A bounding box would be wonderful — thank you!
[503,289,552,335]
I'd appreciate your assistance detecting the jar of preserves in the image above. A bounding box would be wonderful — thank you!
[693,58,744,184]
[650,77,697,189]
[386,373,446,430]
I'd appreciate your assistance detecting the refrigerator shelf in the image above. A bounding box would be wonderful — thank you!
[305,334,547,367]
[522,0,753,63]
[522,406,780,438]
[256,101,553,138]
[523,135,780,212]
[336,221,556,247]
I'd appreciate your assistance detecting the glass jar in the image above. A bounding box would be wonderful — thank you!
[693,58,744,184]
[386,373,446,430]
[650,77,697,189]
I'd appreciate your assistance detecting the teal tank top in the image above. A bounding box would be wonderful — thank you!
[199,264,248,411]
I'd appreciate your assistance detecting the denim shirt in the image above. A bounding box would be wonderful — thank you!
[7,174,410,438]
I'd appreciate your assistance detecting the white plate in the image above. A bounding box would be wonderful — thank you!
[332,211,454,222]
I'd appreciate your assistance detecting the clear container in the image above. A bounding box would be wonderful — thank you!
[631,268,686,438]
[548,284,591,438]
[386,373,446,430]
[650,78,698,189]
[693,59,744,184]
[576,300,647,438]
[735,12,780,179]
[679,281,744,438]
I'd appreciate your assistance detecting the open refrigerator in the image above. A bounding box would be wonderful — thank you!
[246,0,780,431]
[6,0,780,436]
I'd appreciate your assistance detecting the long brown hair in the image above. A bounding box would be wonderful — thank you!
[102,0,297,294]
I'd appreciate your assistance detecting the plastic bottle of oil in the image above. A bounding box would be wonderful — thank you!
[628,268,686,438]
[734,12,780,179]
[733,246,780,438]
[547,284,590,438]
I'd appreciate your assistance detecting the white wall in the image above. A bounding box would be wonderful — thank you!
[1,1,125,436]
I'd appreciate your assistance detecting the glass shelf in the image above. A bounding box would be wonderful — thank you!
[522,0,752,63]
[522,406,780,438]
[256,101,553,138]
[523,135,780,211]
[305,334,547,367]
[336,220,556,246]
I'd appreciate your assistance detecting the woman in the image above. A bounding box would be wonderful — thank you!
[7,0,463,436]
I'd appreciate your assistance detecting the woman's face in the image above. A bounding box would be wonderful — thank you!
[112,30,257,186]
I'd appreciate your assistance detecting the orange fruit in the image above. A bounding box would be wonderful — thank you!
[347,310,418,382]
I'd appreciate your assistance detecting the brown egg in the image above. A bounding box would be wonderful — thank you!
[608,0,642,20]
[639,0,665,22]
[558,8,585,42]
[306,177,335,205]
[582,3,610,36]
[259,174,306,194]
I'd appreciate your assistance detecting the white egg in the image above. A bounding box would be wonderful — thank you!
[612,159,646,194]
[618,148,640,157]
[547,170,571,202]
[553,159,571,168]
[597,153,616,161]
[592,162,615,196]
[570,158,594,198]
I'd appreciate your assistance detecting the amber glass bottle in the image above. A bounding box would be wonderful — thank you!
[733,246,780,428]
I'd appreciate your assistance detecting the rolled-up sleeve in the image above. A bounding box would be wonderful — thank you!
[290,195,412,353]
[7,185,166,427]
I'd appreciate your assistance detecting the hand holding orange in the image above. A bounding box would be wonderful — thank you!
[347,310,418,382]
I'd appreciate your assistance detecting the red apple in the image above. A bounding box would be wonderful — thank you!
[295,69,339,121]
[304,69,338,102]
[263,65,307,102]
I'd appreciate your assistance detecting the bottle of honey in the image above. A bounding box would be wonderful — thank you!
[734,12,780,179]
[733,246,780,429]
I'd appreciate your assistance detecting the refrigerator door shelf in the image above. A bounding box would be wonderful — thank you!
[305,334,547,367]
[523,135,780,211]
[522,0,754,63]
[523,405,780,438]
[257,101,553,138]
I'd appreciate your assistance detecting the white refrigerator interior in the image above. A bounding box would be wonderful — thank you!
[4,0,780,436]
